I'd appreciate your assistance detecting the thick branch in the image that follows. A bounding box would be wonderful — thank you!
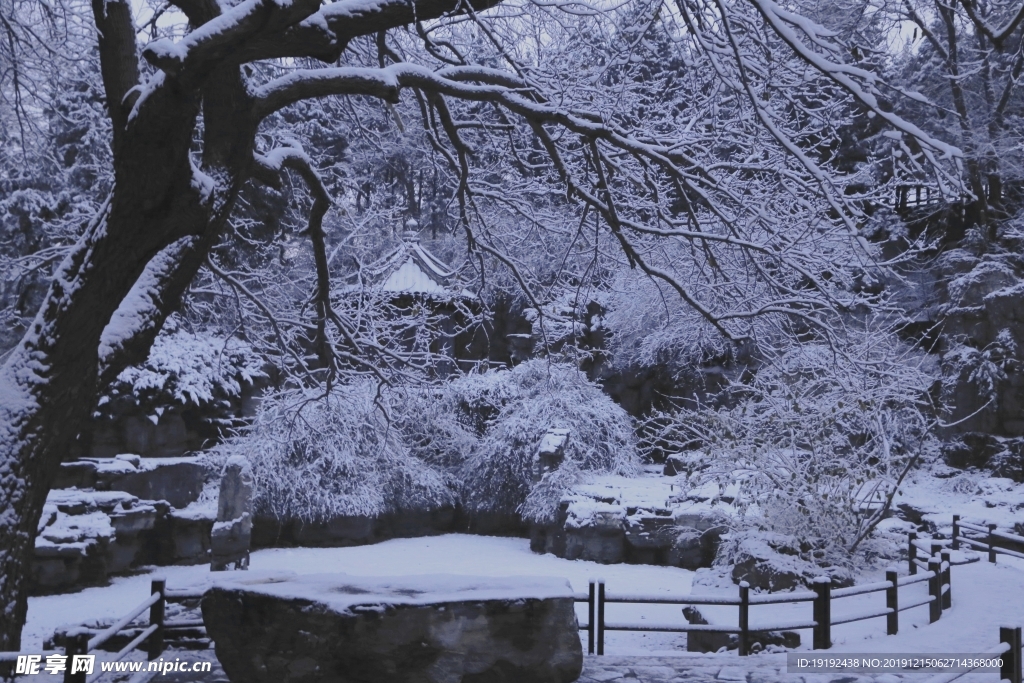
[144,0,507,84]
[960,0,1024,49]
[97,237,204,388]
[142,0,322,82]
[91,0,140,148]
[745,0,963,159]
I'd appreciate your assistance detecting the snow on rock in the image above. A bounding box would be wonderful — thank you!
[37,511,114,545]
[533,469,731,568]
[202,572,583,683]
[724,530,853,592]
[570,471,676,512]
[53,455,211,509]
[209,572,576,611]
[32,458,219,593]
[32,491,162,594]
[892,464,1024,533]
[564,500,626,529]
[95,458,137,476]
[170,499,217,522]
[45,489,139,514]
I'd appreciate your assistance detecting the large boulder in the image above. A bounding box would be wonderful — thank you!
[623,514,676,565]
[728,532,853,591]
[54,456,210,509]
[532,428,570,482]
[98,458,208,509]
[562,502,625,564]
[154,504,215,565]
[202,573,583,683]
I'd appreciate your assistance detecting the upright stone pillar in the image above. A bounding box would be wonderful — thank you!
[532,428,570,482]
[211,455,253,571]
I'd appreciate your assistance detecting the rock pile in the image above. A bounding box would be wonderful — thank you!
[33,455,216,593]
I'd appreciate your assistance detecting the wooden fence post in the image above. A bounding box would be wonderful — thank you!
[952,515,960,550]
[885,569,899,635]
[812,577,831,650]
[1000,626,1022,683]
[931,542,942,561]
[988,524,998,563]
[927,559,941,623]
[64,631,89,683]
[597,581,605,656]
[587,580,595,655]
[940,550,951,609]
[738,582,749,656]
[908,532,918,575]
[148,578,166,661]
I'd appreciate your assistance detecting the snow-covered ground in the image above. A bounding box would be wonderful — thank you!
[22,534,1024,660]
[891,465,1024,532]
[22,535,696,653]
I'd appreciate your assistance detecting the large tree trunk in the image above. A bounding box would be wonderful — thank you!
[0,82,240,660]
[0,0,275,654]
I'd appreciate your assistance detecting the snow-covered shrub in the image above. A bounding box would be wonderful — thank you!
[219,383,454,523]
[460,360,641,521]
[212,360,641,525]
[940,329,1018,420]
[439,371,521,434]
[644,327,937,566]
[392,386,479,475]
[98,317,267,420]
[715,530,854,590]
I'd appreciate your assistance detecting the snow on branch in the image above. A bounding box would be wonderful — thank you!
[142,0,327,81]
[959,0,1024,48]
[143,0,510,81]
[745,0,964,160]
[98,237,201,387]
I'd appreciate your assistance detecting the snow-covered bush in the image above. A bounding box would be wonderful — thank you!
[392,386,479,477]
[219,383,455,523]
[460,360,641,521]
[644,327,937,566]
[212,361,641,525]
[98,318,266,418]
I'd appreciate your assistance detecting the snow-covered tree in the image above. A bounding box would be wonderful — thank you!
[878,0,1024,236]
[639,317,938,564]
[0,0,967,656]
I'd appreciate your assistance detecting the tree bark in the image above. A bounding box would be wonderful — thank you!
[0,135,221,654]
[0,3,229,654]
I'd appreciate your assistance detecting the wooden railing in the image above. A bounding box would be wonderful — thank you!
[952,516,1024,563]
[574,583,596,655]
[581,551,951,656]
[895,184,944,211]
[0,579,204,683]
